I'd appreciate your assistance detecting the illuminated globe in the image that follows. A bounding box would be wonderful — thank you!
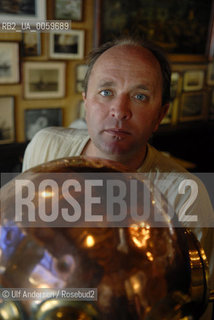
[0,157,209,319]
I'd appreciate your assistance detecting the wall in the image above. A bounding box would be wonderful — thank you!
[0,0,94,143]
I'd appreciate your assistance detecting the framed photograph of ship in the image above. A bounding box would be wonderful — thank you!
[183,70,205,92]
[49,30,85,60]
[0,0,46,24]
[0,42,20,84]
[179,92,207,122]
[25,108,62,140]
[23,62,66,99]
[0,96,15,144]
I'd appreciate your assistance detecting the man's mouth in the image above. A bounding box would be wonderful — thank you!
[104,128,131,137]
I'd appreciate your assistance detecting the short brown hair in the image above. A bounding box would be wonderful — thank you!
[84,37,171,106]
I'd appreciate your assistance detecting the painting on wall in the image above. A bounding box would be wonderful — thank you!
[0,0,46,23]
[95,0,213,57]
[49,30,84,60]
[24,62,66,99]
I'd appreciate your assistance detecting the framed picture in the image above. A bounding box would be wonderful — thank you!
[207,62,214,86]
[179,92,207,121]
[76,64,88,93]
[22,32,41,57]
[94,0,213,60]
[49,30,84,60]
[0,0,46,24]
[183,70,204,92]
[0,42,20,84]
[23,62,66,99]
[0,96,15,144]
[25,108,63,140]
[54,0,83,21]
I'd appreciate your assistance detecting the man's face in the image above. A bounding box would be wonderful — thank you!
[83,45,168,163]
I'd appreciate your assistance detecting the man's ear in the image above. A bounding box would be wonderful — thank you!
[153,103,170,132]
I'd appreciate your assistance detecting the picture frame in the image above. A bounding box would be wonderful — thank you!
[23,62,66,99]
[54,0,83,21]
[0,42,20,84]
[0,0,46,24]
[94,0,213,61]
[0,96,15,144]
[183,70,205,92]
[207,61,214,86]
[49,30,84,60]
[25,108,63,141]
[76,64,88,93]
[179,92,207,122]
[22,32,41,57]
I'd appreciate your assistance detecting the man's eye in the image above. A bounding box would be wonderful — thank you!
[134,93,146,101]
[100,90,112,97]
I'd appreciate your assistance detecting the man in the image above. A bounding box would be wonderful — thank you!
[22,38,214,318]
[23,38,170,171]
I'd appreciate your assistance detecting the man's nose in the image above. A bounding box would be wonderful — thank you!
[110,95,132,120]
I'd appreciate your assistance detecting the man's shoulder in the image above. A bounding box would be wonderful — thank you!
[141,144,187,174]
[34,126,88,139]
[22,127,89,171]
[27,127,89,149]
